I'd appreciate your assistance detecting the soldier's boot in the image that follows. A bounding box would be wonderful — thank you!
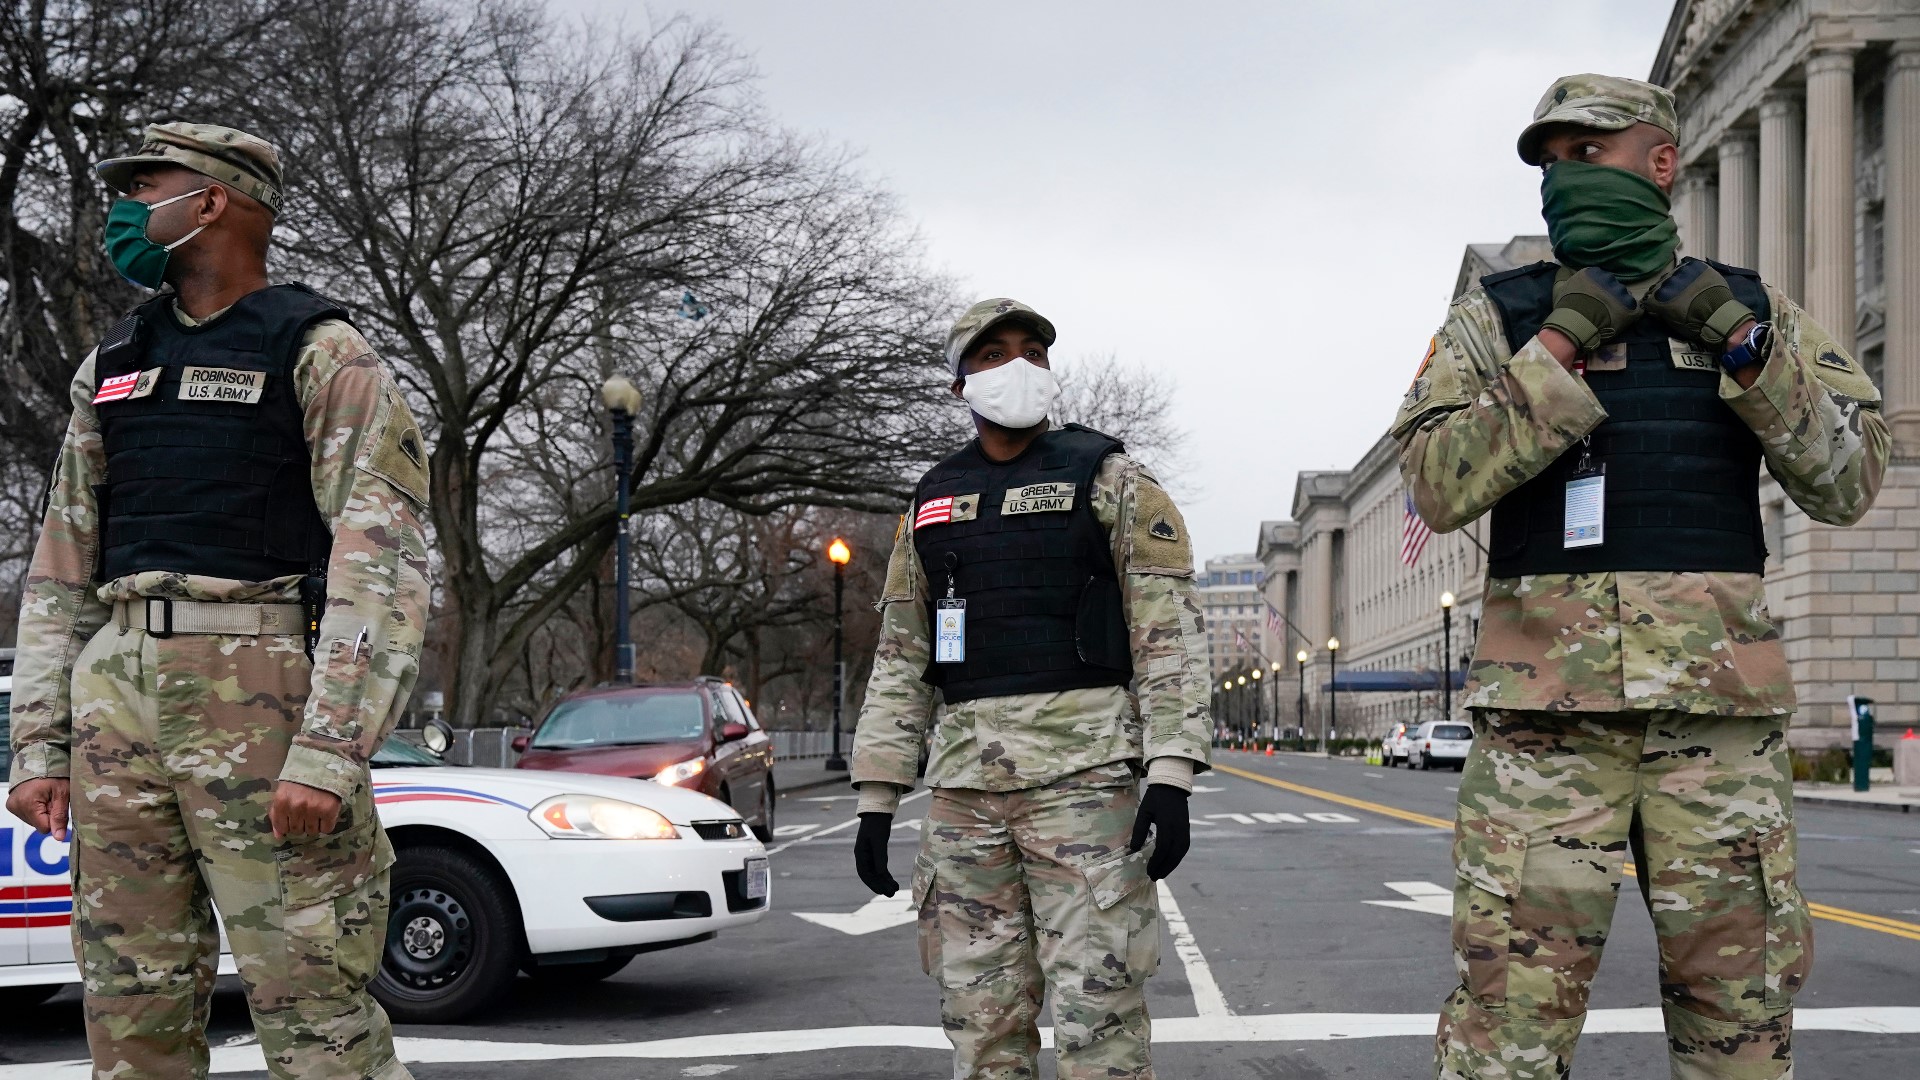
[1017,771,1158,1080]
[69,624,224,1079]
[1637,715,1805,1080]
[916,789,1046,1078]
[1435,709,1640,1080]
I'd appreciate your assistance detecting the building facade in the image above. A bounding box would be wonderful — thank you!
[1200,554,1270,679]
[1658,0,1920,738]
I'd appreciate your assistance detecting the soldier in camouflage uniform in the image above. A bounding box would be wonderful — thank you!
[4,124,429,1080]
[1392,77,1890,1080]
[850,298,1214,1080]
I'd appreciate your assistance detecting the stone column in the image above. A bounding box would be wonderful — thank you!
[1885,44,1920,449]
[1758,89,1806,296]
[1676,167,1719,261]
[1717,132,1761,269]
[1308,534,1334,652]
[1805,46,1859,348]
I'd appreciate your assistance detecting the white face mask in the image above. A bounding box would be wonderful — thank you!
[962,358,1057,430]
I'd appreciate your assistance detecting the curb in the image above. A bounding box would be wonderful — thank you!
[1795,793,1915,814]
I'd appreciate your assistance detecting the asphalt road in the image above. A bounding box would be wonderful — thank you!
[5,750,1919,1079]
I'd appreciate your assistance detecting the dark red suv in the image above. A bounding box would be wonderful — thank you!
[512,677,777,841]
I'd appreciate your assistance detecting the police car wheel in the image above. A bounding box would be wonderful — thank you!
[371,845,520,1024]
[752,779,775,844]
[0,984,62,1010]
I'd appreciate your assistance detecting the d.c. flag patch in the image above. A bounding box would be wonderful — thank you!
[93,368,161,404]
[914,497,954,530]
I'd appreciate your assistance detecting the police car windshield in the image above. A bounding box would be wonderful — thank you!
[370,738,445,767]
[532,692,705,749]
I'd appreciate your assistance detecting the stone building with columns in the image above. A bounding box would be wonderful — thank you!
[1657,0,1920,740]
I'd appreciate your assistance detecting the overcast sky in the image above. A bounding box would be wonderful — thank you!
[563,0,1677,560]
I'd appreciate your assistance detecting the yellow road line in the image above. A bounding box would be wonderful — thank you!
[1213,760,1920,944]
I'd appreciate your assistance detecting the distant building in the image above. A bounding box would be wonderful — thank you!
[1199,554,1269,679]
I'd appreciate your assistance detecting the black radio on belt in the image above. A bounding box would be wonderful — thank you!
[298,569,326,662]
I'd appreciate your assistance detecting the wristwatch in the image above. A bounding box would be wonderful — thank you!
[1719,321,1771,375]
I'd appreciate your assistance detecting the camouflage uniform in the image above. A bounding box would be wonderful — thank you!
[853,402,1213,1075]
[9,125,430,1080]
[1390,76,1889,1080]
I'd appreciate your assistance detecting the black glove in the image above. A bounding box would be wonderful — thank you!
[1128,784,1191,880]
[1645,258,1757,350]
[853,812,898,897]
[1541,266,1639,353]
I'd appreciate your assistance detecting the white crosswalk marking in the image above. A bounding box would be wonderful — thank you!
[1156,881,1231,1017]
[1363,881,1453,917]
[12,1008,1918,1074]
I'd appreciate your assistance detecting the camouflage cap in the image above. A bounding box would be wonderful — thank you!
[95,122,283,215]
[944,298,1056,376]
[1517,74,1680,165]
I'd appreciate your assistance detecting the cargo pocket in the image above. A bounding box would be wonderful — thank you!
[278,816,392,999]
[309,637,370,744]
[1451,819,1526,1008]
[1079,848,1160,994]
[911,853,942,981]
[1756,826,1812,1009]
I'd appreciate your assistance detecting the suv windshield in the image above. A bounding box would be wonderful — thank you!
[533,691,706,749]
[1433,724,1473,740]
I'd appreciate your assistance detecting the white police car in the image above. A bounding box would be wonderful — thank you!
[2,687,770,1022]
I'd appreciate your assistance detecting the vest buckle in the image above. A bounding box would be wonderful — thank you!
[146,597,174,638]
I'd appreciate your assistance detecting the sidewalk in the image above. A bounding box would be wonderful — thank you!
[773,757,849,798]
[1795,782,1920,814]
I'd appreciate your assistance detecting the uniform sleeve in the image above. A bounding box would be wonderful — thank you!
[1101,455,1212,775]
[1719,288,1889,526]
[276,324,433,799]
[1391,291,1609,533]
[849,505,935,792]
[7,353,112,781]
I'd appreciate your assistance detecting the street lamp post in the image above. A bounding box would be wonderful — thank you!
[1235,674,1248,745]
[1250,667,1264,747]
[1268,661,1282,743]
[825,538,852,772]
[1440,591,1455,726]
[1295,648,1308,744]
[600,375,643,684]
[1326,637,1341,758]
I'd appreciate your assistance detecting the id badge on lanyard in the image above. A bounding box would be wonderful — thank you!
[1563,436,1604,549]
[934,551,965,663]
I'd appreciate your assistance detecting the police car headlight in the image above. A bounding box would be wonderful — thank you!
[654,758,706,787]
[530,795,678,840]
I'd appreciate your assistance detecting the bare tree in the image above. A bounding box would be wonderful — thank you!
[1052,352,1192,489]
[0,0,285,615]
[244,0,951,726]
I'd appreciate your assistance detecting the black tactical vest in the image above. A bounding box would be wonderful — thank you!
[1482,258,1772,578]
[92,283,345,583]
[912,424,1132,703]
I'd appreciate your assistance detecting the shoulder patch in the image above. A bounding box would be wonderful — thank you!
[1411,336,1436,385]
[1815,347,1852,372]
[359,387,431,506]
[1129,479,1192,576]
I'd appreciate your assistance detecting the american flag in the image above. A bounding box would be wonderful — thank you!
[1265,604,1285,643]
[1400,492,1434,567]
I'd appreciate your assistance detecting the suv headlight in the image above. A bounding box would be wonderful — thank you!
[530,795,678,840]
[654,758,706,787]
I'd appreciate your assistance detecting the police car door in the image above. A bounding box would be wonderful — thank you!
[1,678,75,969]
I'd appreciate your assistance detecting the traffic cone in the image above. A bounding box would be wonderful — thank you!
[1265,745,1274,756]
[1905,727,1916,739]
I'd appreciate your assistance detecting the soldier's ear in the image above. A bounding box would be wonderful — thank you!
[951,377,966,399]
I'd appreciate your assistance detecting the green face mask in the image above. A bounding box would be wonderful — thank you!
[1539,160,1678,281]
[103,187,209,289]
